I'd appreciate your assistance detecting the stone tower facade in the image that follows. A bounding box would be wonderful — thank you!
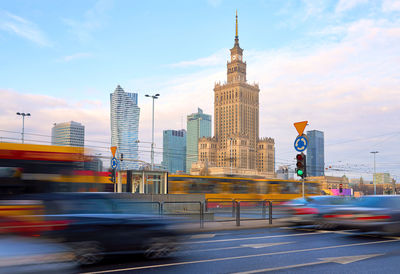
[193,12,275,177]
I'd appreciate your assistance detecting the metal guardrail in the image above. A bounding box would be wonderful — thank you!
[130,199,272,228]
[205,198,273,226]
[162,201,204,228]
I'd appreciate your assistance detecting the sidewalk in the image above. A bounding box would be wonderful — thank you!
[178,218,290,233]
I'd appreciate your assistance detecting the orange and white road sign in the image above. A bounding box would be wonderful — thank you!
[294,121,308,136]
[110,146,117,157]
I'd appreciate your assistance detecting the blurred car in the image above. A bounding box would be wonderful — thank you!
[322,195,400,234]
[281,196,356,227]
[0,236,76,273]
[1,193,182,265]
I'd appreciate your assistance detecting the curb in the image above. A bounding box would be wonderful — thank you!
[180,220,290,233]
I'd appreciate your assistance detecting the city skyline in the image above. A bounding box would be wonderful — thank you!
[0,1,399,179]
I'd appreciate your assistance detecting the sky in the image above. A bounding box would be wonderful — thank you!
[0,0,399,180]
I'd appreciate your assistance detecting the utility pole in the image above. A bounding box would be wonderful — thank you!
[370,151,379,195]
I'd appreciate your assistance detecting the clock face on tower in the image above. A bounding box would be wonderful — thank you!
[232,55,236,60]
[238,55,242,61]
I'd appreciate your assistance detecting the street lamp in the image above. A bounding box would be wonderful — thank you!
[370,151,379,195]
[16,112,30,144]
[145,93,160,170]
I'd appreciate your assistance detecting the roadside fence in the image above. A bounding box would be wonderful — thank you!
[130,199,273,228]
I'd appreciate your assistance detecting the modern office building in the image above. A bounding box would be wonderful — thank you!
[306,130,325,176]
[110,85,140,170]
[162,129,186,173]
[51,121,85,147]
[373,173,391,184]
[186,108,211,173]
[194,12,275,177]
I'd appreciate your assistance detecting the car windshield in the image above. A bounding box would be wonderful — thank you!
[355,197,398,208]
[112,199,159,215]
[54,199,114,214]
[307,196,354,205]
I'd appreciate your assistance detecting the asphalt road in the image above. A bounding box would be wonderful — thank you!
[81,227,400,274]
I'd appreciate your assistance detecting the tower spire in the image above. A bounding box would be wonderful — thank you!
[235,10,238,39]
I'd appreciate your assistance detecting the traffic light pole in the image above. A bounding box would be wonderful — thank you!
[302,178,305,199]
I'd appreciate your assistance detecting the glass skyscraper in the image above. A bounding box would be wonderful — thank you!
[51,121,85,147]
[110,85,140,170]
[162,129,186,173]
[306,130,325,177]
[186,108,211,173]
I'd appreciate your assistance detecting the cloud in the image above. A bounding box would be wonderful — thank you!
[382,0,400,12]
[336,0,369,13]
[135,16,400,175]
[2,11,400,176]
[58,52,93,62]
[63,0,112,42]
[168,49,227,68]
[0,89,109,153]
[207,0,223,8]
[0,11,51,46]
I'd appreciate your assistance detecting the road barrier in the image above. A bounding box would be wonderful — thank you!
[205,199,273,226]
[162,201,204,228]
[130,199,272,228]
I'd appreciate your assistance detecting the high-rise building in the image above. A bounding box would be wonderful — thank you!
[51,121,85,147]
[110,85,140,170]
[373,173,391,184]
[195,12,275,177]
[186,108,212,173]
[306,130,325,176]
[162,129,186,173]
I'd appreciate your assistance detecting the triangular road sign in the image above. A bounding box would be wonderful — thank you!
[294,121,308,136]
[110,146,117,157]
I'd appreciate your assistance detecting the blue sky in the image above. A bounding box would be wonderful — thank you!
[1,0,399,179]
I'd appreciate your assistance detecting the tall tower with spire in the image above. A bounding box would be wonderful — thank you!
[195,12,275,177]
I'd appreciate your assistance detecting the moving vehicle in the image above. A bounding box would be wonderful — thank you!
[322,195,400,233]
[168,175,321,202]
[0,143,322,200]
[281,196,356,227]
[0,236,76,273]
[1,193,181,265]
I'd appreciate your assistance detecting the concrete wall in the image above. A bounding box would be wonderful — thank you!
[110,193,205,213]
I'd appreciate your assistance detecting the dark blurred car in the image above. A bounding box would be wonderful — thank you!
[322,195,400,234]
[281,196,356,227]
[0,236,76,273]
[1,193,181,265]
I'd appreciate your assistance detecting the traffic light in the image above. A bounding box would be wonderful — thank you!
[296,153,306,178]
[339,183,343,193]
[109,169,116,183]
[120,153,124,162]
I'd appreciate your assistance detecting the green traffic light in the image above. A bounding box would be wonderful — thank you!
[297,170,304,176]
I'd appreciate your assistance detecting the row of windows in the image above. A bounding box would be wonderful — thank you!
[169,178,319,195]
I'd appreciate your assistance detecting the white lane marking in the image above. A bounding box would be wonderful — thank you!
[185,242,294,253]
[181,231,331,245]
[190,234,216,239]
[82,239,399,274]
[241,242,293,249]
[233,253,384,273]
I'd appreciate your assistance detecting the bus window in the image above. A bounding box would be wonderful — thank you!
[256,181,269,194]
[306,183,320,194]
[280,182,300,194]
[232,182,248,194]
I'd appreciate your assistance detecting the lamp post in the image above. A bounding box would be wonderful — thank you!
[145,94,160,170]
[16,112,30,144]
[370,151,379,195]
